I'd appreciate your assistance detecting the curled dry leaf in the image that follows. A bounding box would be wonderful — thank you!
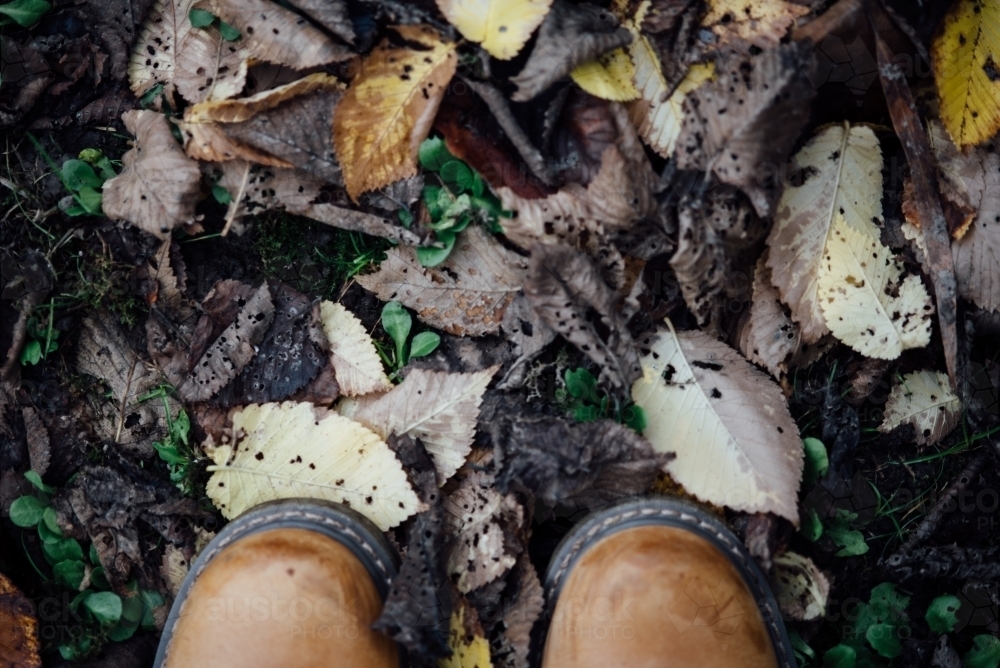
[179,282,275,402]
[358,226,527,336]
[196,0,353,68]
[879,370,962,446]
[735,253,827,378]
[318,301,392,397]
[702,0,809,53]
[510,0,633,102]
[205,402,422,530]
[182,73,342,182]
[129,0,249,104]
[334,25,457,200]
[769,551,830,621]
[437,0,553,60]
[0,572,41,668]
[352,367,498,485]
[932,0,1000,148]
[677,44,814,217]
[631,322,804,523]
[443,465,524,593]
[818,216,933,360]
[767,122,885,343]
[525,244,641,389]
[102,110,202,240]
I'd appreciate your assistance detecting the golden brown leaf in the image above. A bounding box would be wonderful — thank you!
[0,573,40,668]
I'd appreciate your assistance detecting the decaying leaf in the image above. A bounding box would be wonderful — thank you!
[76,313,180,455]
[129,0,249,104]
[196,0,353,68]
[334,25,457,200]
[318,301,392,396]
[524,244,641,389]
[484,394,669,514]
[102,110,202,240]
[511,0,633,102]
[735,253,825,378]
[288,0,354,44]
[181,74,342,182]
[491,556,544,668]
[932,0,1000,148]
[22,407,50,476]
[179,282,275,402]
[358,226,526,336]
[677,44,814,216]
[769,551,830,621]
[702,0,809,53]
[443,465,523,593]
[351,367,498,485]
[766,122,885,343]
[631,322,804,523]
[0,572,41,668]
[903,121,978,241]
[818,216,933,360]
[879,370,962,446]
[160,528,214,596]
[440,599,494,668]
[206,403,421,530]
[437,0,552,60]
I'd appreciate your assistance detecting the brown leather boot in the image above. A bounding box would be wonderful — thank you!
[542,498,794,668]
[155,500,399,668]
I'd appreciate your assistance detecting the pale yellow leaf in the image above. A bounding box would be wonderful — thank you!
[318,301,392,397]
[879,370,961,445]
[766,123,884,342]
[438,601,493,668]
[334,25,457,200]
[703,0,809,52]
[932,0,1000,148]
[102,110,202,240]
[570,48,639,101]
[357,226,526,336]
[631,321,804,523]
[129,0,249,103]
[437,0,552,60]
[770,552,830,621]
[206,402,422,530]
[818,216,933,359]
[197,0,353,68]
[351,367,498,484]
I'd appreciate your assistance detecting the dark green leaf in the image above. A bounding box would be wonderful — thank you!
[802,437,829,487]
[0,0,50,26]
[381,301,411,365]
[212,184,232,204]
[90,567,110,590]
[823,644,856,668]
[409,331,440,359]
[20,339,42,365]
[171,409,190,445]
[43,537,84,564]
[62,159,103,190]
[800,507,823,542]
[38,518,62,544]
[74,186,103,215]
[84,591,122,626]
[188,7,215,27]
[565,368,598,401]
[416,230,456,267]
[440,160,474,193]
[140,590,164,630]
[925,594,961,634]
[965,635,1000,668]
[42,506,62,535]
[418,136,454,171]
[621,404,647,432]
[865,623,902,659]
[9,495,45,527]
[89,542,99,565]
[53,560,86,590]
[219,20,240,41]
[24,470,55,493]
[154,441,188,465]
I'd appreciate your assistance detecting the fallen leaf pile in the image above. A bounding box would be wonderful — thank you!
[8,0,1000,663]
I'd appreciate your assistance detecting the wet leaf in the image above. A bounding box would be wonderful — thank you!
[205,402,422,530]
[102,110,202,240]
[437,0,552,60]
[879,371,961,446]
[631,321,804,523]
[334,25,457,200]
[358,226,527,336]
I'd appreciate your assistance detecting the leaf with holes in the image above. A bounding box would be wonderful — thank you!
[205,402,422,530]
[770,551,830,621]
[631,321,803,522]
[702,0,809,53]
[879,370,961,445]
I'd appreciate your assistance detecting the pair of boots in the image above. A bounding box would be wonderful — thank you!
[155,498,793,667]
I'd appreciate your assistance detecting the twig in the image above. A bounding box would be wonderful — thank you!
[114,358,138,444]
[221,162,251,237]
[867,0,960,389]
[792,0,861,43]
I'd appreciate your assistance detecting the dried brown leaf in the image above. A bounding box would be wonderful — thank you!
[524,244,641,388]
[358,226,526,336]
[102,110,202,240]
[21,407,50,476]
[702,0,810,53]
[0,572,41,668]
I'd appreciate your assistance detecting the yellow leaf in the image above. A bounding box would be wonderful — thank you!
[933,0,1000,147]
[570,48,639,101]
[318,301,392,397]
[818,216,933,359]
[436,0,552,60]
[205,402,422,530]
[439,603,493,668]
[334,25,457,200]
